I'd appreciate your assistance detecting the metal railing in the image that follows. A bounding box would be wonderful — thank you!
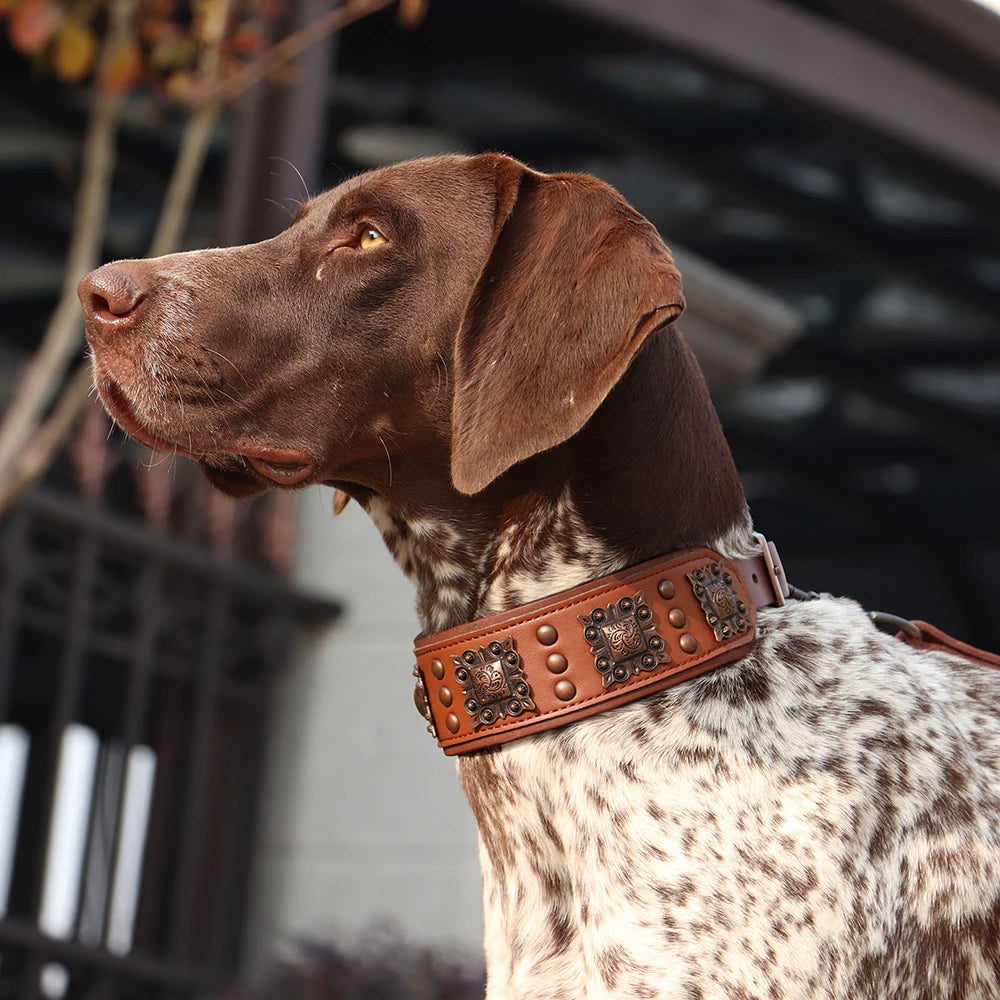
[0,413,339,1000]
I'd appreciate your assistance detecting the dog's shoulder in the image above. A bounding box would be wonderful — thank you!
[471,597,1000,998]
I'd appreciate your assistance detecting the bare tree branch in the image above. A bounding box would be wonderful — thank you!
[0,0,132,480]
[0,364,95,515]
[149,0,234,257]
[217,0,399,103]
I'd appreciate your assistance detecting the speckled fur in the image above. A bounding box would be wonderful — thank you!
[369,478,1000,999]
[458,596,1000,999]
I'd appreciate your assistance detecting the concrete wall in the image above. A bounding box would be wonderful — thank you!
[246,486,483,968]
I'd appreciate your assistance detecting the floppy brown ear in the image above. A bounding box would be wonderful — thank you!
[451,161,685,495]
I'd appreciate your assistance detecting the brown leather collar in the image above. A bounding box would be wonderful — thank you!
[413,534,790,755]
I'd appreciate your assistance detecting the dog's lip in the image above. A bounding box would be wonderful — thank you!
[243,449,315,486]
[102,380,315,486]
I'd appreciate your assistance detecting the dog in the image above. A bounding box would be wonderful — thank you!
[79,153,1000,999]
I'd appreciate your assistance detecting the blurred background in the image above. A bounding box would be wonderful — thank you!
[1,0,999,996]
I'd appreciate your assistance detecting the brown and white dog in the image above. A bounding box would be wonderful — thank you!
[79,154,1000,999]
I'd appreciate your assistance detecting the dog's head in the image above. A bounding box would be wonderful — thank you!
[80,153,684,501]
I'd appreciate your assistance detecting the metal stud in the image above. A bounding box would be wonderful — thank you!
[668,608,686,628]
[657,579,675,599]
[445,713,460,734]
[431,658,445,680]
[536,624,558,646]
[439,686,453,707]
[554,680,576,701]
[679,633,698,654]
[546,652,568,674]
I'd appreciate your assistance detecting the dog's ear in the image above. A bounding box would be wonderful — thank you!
[451,159,685,495]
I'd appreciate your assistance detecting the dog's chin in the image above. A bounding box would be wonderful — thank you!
[98,378,198,460]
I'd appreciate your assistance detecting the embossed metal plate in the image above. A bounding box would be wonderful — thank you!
[452,638,536,729]
[686,562,749,641]
[579,591,669,688]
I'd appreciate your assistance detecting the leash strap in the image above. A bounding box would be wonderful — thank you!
[898,620,1000,670]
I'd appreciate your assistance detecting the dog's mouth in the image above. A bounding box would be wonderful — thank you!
[243,452,314,486]
[99,379,315,490]
[102,380,198,459]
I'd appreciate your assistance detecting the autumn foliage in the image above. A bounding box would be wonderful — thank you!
[2,0,276,100]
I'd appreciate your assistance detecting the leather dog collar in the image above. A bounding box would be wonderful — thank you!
[413,534,790,755]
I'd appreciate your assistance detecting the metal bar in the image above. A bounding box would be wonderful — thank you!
[213,616,290,965]
[19,526,99,1000]
[0,509,29,721]
[21,488,341,624]
[167,582,229,961]
[0,915,226,993]
[99,559,162,947]
[561,0,1000,190]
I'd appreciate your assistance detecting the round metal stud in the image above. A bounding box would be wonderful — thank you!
[668,608,686,628]
[679,633,698,654]
[445,713,460,734]
[546,652,568,674]
[657,579,675,599]
[439,686,453,707]
[536,624,558,646]
[554,680,576,701]
[431,658,445,680]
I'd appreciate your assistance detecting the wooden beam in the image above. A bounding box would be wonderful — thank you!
[561,0,1000,190]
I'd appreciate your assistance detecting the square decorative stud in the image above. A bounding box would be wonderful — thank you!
[686,562,749,641]
[452,638,536,729]
[579,591,669,688]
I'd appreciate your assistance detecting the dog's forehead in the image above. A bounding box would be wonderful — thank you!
[305,155,501,229]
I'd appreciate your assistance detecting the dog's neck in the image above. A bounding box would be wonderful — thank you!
[359,328,755,635]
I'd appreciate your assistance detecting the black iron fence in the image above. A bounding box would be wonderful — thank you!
[0,405,340,1000]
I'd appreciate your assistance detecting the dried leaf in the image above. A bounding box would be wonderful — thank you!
[149,32,196,70]
[98,36,142,93]
[52,20,97,82]
[141,16,184,43]
[229,23,268,56]
[8,0,63,53]
[164,67,193,104]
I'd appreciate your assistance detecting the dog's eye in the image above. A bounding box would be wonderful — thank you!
[358,226,386,249]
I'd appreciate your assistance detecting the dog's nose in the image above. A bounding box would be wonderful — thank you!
[78,262,147,339]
